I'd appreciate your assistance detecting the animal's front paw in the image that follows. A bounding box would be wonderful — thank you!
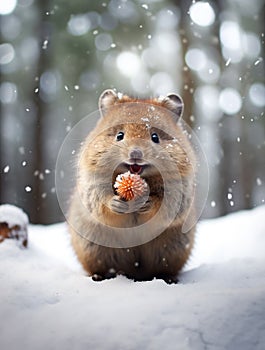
[109,196,130,214]
[130,195,151,213]
[108,194,151,214]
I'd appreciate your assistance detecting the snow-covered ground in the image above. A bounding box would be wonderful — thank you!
[0,206,265,350]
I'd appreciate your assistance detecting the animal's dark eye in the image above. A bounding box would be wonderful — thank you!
[151,132,160,144]
[116,131,124,141]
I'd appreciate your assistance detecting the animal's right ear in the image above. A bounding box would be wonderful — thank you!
[99,89,118,117]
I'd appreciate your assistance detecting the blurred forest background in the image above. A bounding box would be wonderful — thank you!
[0,0,264,224]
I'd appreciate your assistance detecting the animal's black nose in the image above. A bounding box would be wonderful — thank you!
[129,148,143,160]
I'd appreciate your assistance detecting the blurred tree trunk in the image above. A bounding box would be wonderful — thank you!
[31,0,52,223]
[179,0,195,127]
[179,0,224,217]
[217,0,261,215]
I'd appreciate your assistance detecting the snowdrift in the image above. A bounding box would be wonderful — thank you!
[0,206,265,350]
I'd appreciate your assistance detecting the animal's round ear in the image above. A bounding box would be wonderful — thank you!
[161,93,184,122]
[99,89,118,117]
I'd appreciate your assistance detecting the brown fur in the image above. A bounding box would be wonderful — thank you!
[68,90,196,283]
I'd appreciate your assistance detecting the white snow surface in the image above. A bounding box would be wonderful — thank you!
[0,205,265,350]
[0,203,29,228]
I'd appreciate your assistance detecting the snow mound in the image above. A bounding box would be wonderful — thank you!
[0,203,29,228]
[187,204,265,269]
[0,206,264,350]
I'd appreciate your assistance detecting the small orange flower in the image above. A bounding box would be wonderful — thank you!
[114,171,147,201]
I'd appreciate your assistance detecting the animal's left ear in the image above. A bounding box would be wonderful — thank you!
[160,93,184,121]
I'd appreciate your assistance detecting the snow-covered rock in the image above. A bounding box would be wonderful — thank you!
[0,204,29,228]
[0,205,264,350]
[0,204,28,247]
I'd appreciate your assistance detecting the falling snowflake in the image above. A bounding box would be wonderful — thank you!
[256,178,262,186]
[3,165,10,173]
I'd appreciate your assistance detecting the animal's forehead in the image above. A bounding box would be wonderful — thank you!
[123,123,150,135]
[105,102,174,126]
